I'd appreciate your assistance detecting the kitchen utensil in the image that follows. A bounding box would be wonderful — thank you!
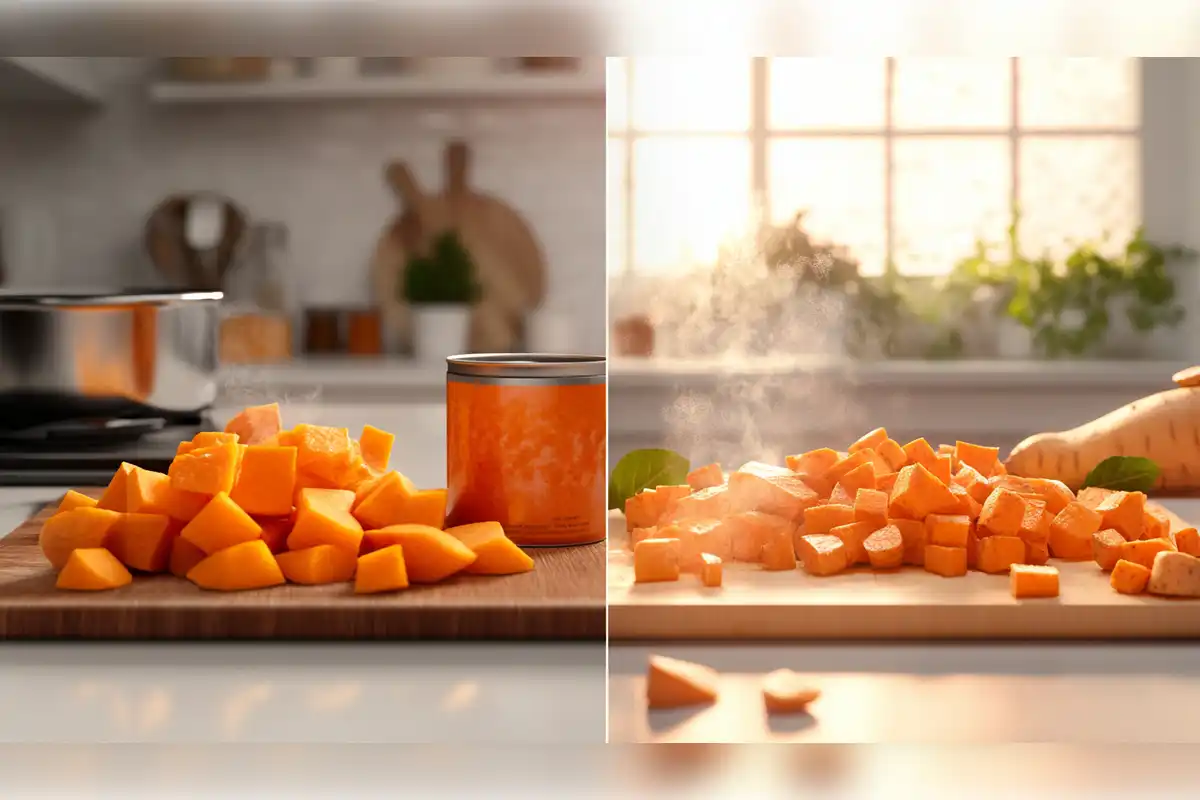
[165,58,270,82]
[369,140,547,353]
[145,193,247,291]
[607,503,1200,640]
[0,290,222,423]
[0,493,604,640]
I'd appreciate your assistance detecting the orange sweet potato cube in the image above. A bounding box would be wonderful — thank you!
[761,525,798,570]
[1095,491,1146,541]
[837,463,877,496]
[288,488,365,554]
[876,471,899,494]
[892,518,926,566]
[228,445,297,517]
[953,464,994,504]
[634,538,682,583]
[829,521,876,565]
[849,427,888,453]
[125,467,173,515]
[192,431,238,447]
[890,463,958,520]
[948,484,982,520]
[699,553,722,587]
[360,524,476,582]
[1025,540,1050,566]
[1092,529,1127,571]
[354,545,410,594]
[56,547,133,591]
[1077,486,1116,509]
[669,485,730,523]
[97,463,136,511]
[686,462,725,492]
[923,544,968,577]
[1119,537,1175,570]
[854,488,889,528]
[976,535,1025,574]
[725,511,792,563]
[925,514,971,548]
[901,438,938,470]
[785,448,839,480]
[179,493,262,555]
[56,490,98,514]
[1049,501,1103,560]
[804,503,856,535]
[727,462,819,522]
[1110,558,1151,594]
[1010,564,1059,598]
[1175,527,1200,557]
[824,450,872,487]
[678,520,732,573]
[954,441,1001,477]
[223,403,282,446]
[930,455,953,486]
[187,539,285,591]
[630,526,659,549]
[107,512,176,573]
[1142,506,1172,542]
[966,527,980,569]
[291,424,355,484]
[358,424,395,472]
[277,544,358,585]
[169,443,243,496]
[977,487,1027,537]
[168,536,206,578]
[830,483,855,506]
[1018,499,1052,545]
[351,471,419,529]
[876,439,908,472]
[864,525,904,569]
[39,507,121,570]
[796,534,849,576]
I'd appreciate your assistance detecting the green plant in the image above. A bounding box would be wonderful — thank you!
[760,211,860,289]
[402,230,482,305]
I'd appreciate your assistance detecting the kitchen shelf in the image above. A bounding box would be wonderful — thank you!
[0,57,103,107]
[148,67,605,105]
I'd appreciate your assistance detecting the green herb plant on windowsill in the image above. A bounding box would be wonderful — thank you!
[401,230,483,306]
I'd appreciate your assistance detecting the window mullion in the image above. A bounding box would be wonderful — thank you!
[624,60,636,275]
[884,58,896,277]
[751,58,769,227]
[1010,57,1020,259]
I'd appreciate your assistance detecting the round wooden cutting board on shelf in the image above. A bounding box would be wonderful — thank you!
[370,140,546,354]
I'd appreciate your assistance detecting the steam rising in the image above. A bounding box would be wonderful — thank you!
[217,365,323,428]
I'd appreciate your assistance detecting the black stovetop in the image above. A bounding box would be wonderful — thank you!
[0,416,212,486]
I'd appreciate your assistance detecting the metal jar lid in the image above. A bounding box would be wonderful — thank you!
[447,353,606,383]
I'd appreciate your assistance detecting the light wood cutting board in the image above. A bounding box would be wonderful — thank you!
[0,491,604,641]
[607,504,1200,640]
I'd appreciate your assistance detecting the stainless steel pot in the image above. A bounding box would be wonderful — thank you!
[0,290,222,425]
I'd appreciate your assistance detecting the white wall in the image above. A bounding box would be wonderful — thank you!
[0,58,608,354]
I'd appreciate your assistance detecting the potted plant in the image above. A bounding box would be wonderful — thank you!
[402,230,482,362]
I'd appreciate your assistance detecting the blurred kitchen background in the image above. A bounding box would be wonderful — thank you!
[0,56,605,487]
[607,57,1200,469]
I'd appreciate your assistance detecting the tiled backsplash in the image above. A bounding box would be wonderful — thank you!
[0,58,607,354]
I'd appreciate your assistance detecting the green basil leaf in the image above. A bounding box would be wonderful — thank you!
[608,449,690,511]
[1081,456,1160,493]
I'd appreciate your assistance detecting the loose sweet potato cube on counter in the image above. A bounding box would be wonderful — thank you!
[1092,529,1127,571]
[854,488,889,528]
[1010,564,1059,598]
[1049,501,1103,560]
[864,525,904,569]
[228,445,297,517]
[107,512,176,573]
[699,553,723,587]
[727,462,819,522]
[1018,499,1052,545]
[56,548,133,591]
[978,487,1027,538]
[786,447,839,480]
[180,493,262,556]
[277,544,357,585]
[891,518,926,566]
[796,534,848,576]
[923,545,968,577]
[976,535,1025,575]
[362,524,477,583]
[168,537,206,578]
[1175,527,1200,557]
[354,545,409,594]
[725,511,792,563]
[925,514,970,548]
[1111,558,1151,594]
[187,539,284,591]
[97,463,136,511]
[686,462,725,492]
[223,403,282,446]
[829,521,876,566]
[289,488,364,555]
[901,438,939,470]
[954,441,1000,477]
[891,463,958,520]
[762,669,821,714]
[446,521,535,575]
[849,427,888,453]
[1096,491,1146,541]
[633,537,682,583]
[169,443,243,496]
[1119,537,1175,570]
[646,655,719,710]
[804,503,856,535]
[39,507,121,570]
[358,424,395,472]
[56,490,98,514]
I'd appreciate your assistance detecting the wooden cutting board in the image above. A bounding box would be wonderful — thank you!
[608,504,1200,640]
[0,492,604,641]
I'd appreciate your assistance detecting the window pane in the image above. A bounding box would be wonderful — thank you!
[768,139,887,276]
[606,57,627,132]
[893,58,1012,130]
[1018,58,1139,129]
[768,58,886,129]
[631,138,752,272]
[607,139,627,276]
[1018,136,1140,261]
[893,138,1011,275]
[630,58,752,132]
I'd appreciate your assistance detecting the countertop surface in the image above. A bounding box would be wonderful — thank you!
[0,487,606,744]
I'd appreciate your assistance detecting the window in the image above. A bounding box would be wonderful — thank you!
[607,58,1141,277]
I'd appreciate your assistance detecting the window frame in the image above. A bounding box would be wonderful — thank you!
[608,57,1146,278]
